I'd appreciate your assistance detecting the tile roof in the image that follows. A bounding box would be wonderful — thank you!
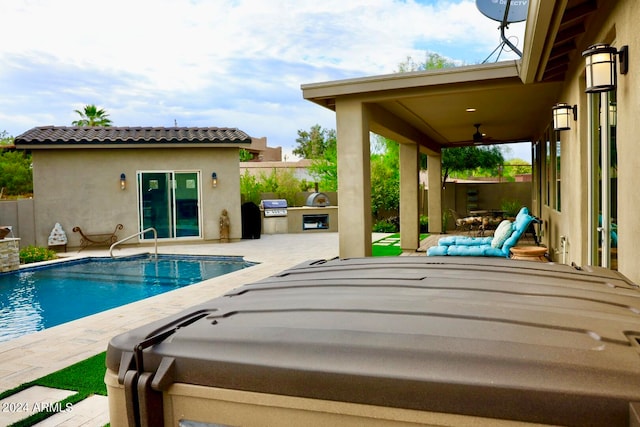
[14,126,252,145]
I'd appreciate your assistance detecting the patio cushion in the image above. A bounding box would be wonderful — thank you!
[437,236,493,246]
[491,220,513,248]
[446,245,505,257]
[437,236,459,246]
[501,212,536,254]
[427,207,536,258]
[426,245,448,256]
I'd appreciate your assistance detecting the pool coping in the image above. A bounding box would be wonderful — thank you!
[0,232,360,393]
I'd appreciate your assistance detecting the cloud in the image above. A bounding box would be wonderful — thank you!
[0,0,525,157]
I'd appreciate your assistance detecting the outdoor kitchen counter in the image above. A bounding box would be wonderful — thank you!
[286,206,338,233]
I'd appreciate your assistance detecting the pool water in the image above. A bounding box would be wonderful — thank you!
[0,254,254,343]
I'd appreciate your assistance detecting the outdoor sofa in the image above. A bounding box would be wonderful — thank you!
[427,207,536,257]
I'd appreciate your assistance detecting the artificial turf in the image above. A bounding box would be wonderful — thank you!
[0,352,107,427]
[34,352,107,396]
[372,233,428,256]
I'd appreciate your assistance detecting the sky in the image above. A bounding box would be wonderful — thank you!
[0,0,529,160]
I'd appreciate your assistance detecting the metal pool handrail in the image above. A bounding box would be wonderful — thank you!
[110,227,158,260]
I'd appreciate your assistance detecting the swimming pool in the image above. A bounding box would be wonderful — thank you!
[0,254,255,343]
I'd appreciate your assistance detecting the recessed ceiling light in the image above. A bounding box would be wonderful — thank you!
[466,108,477,112]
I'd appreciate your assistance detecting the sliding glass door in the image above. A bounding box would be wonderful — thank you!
[138,171,201,240]
[588,91,618,269]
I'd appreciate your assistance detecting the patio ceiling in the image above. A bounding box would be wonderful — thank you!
[302,61,563,153]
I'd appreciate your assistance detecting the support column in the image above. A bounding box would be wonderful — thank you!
[336,99,371,257]
[427,153,443,233]
[399,142,419,252]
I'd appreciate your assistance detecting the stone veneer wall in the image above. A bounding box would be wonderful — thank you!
[0,238,20,272]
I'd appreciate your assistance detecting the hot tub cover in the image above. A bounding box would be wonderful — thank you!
[107,257,640,426]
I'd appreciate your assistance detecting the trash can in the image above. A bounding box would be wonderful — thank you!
[260,199,288,234]
[241,202,261,239]
[106,257,640,427]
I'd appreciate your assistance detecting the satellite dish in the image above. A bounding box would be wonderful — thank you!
[476,0,529,23]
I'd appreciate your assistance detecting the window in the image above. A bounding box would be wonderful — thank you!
[543,129,561,212]
[555,137,561,212]
[545,135,551,206]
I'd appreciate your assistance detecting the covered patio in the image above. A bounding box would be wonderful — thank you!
[302,61,562,258]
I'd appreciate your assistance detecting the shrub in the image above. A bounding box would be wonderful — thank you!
[19,246,57,264]
[241,169,309,207]
[240,170,262,206]
[442,210,452,232]
[500,199,521,218]
[420,215,429,232]
[373,219,398,233]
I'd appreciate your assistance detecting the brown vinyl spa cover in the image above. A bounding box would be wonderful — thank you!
[106,257,640,426]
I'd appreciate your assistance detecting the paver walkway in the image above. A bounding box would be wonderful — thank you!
[32,395,109,427]
[0,386,75,426]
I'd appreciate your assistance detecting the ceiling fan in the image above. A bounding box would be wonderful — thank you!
[448,123,495,147]
[473,123,484,143]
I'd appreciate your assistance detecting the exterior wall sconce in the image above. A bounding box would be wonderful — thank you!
[582,43,629,93]
[552,103,577,131]
[211,172,218,188]
[120,173,126,190]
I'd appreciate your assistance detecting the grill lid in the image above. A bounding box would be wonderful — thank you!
[261,199,287,209]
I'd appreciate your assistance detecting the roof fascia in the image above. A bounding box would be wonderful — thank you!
[302,61,520,109]
[520,0,567,84]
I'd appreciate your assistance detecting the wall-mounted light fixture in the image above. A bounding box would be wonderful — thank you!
[552,103,577,131]
[120,173,126,190]
[582,43,629,93]
[211,172,218,188]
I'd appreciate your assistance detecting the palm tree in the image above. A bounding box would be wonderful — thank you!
[72,104,113,126]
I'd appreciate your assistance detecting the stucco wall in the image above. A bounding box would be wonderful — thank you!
[31,147,242,248]
[0,199,35,246]
[538,0,640,282]
[612,0,640,283]
[448,182,531,216]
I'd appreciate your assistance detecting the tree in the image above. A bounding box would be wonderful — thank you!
[0,150,32,196]
[239,148,253,162]
[396,52,457,73]
[294,124,338,191]
[0,131,32,197]
[72,104,113,126]
[308,143,338,191]
[441,145,504,187]
[293,124,336,159]
[0,130,14,146]
[370,136,400,219]
[503,158,532,176]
